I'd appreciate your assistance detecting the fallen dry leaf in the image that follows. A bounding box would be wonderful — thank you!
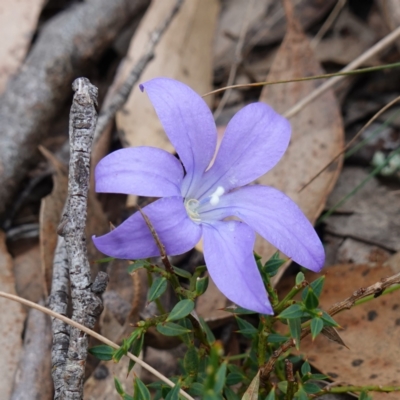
[298,263,400,399]
[115,0,219,206]
[0,231,26,399]
[256,4,344,281]
[325,167,400,252]
[214,0,337,73]
[0,0,45,93]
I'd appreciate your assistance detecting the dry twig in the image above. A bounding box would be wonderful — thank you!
[56,78,109,399]
[0,291,195,400]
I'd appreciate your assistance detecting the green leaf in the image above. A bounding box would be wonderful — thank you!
[278,304,305,320]
[303,382,321,394]
[302,276,325,301]
[320,311,340,327]
[277,381,287,394]
[235,317,258,338]
[167,299,195,322]
[165,384,181,400]
[304,288,319,310]
[114,377,125,396]
[156,321,191,336]
[226,372,245,386]
[88,344,114,361]
[127,333,144,374]
[172,265,192,279]
[133,377,151,400]
[359,391,373,400]
[195,276,209,296]
[199,317,215,344]
[263,252,285,277]
[147,277,168,302]
[224,386,241,400]
[288,318,301,350]
[296,272,305,285]
[267,333,288,343]
[188,382,204,396]
[241,371,260,400]
[184,346,199,377]
[301,361,311,376]
[265,387,276,400]
[295,387,308,400]
[310,317,324,340]
[214,362,227,393]
[128,259,150,273]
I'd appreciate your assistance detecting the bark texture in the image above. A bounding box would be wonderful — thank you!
[56,78,108,399]
[0,0,149,219]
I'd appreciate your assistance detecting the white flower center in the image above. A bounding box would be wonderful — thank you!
[184,186,225,223]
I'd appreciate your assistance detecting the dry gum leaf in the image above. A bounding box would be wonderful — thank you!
[0,231,25,399]
[0,0,45,93]
[297,263,400,400]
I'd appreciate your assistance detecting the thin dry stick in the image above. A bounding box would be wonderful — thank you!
[299,94,400,192]
[49,237,70,399]
[93,0,184,145]
[57,78,109,399]
[260,270,400,380]
[213,0,256,120]
[284,25,400,119]
[0,291,195,400]
[310,0,347,48]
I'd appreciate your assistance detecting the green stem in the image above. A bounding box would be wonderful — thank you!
[312,385,400,398]
[354,284,400,306]
[274,281,308,314]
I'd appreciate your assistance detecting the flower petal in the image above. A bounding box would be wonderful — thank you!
[201,185,325,272]
[195,103,291,198]
[202,220,273,314]
[93,197,202,259]
[95,147,184,197]
[140,78,217,196]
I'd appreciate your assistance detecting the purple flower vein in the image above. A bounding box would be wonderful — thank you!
[93,77,325,314]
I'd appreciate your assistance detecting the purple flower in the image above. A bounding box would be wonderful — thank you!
[93,78,324,314]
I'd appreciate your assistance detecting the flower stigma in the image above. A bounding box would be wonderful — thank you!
[184,186,225,222]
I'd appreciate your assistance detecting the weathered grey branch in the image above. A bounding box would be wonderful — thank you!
[0,0,149,219]
[57,78,108,399]
[11,301,53,400]
[49,236,70,399]
[93,0,185,146]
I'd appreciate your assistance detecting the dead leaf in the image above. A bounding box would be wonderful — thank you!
[115,0,219,206]
[256,4,344,282]
[241,371,260,400]
[325,167,400,252]
[314,8,379,66]
[0,231,26,399]
[0,0,45,93]
[298,263,400,399]
[14,243,43,306]
[214,0,337,73]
